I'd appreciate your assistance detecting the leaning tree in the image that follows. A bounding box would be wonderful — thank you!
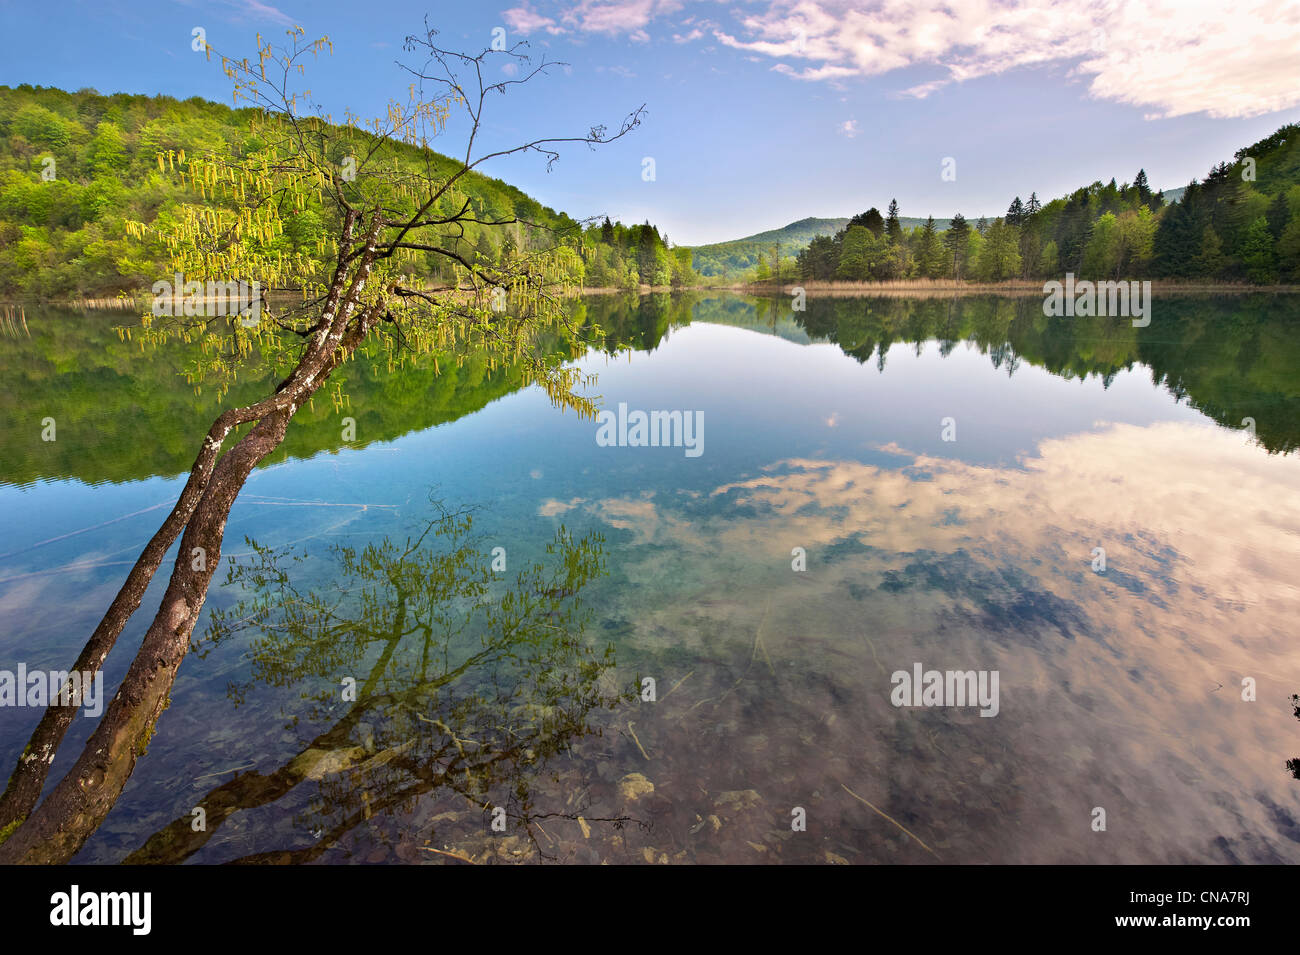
[0,21,643,863]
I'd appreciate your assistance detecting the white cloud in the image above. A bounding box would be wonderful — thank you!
[508,0,1300,120]
[598,63,639,78]
[229,0,295,27]
[715,0,1300,119]
[506,0,683,37]
[502,4,562,35]
[837,119,859,137]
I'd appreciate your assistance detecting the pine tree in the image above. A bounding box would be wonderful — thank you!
[1057,188,1094,272]
[1006,196,1025,226]
[885,199,902,244]
[916,216,941,278]
[636,222,659,284]
[1154,181,1203,276]
[798,235,838,281]
[944,213,970,278]
[1134,169,1152,206]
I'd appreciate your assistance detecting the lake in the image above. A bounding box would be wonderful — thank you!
[1,291,1299,864]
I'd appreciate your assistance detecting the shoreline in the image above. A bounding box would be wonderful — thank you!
[721,279,1300,296]
[583,279,1300,296]
[7,277,1300,309]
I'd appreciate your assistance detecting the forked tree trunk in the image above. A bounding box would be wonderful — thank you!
[0,215,384,862]
[0,410,295,863]
[0,402,273,833]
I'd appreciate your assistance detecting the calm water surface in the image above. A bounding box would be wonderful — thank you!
[1,292,1298,863]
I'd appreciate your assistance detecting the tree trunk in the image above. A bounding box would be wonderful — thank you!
[0,409,294,863]
[0,401,274,832]
[0,214,385,862]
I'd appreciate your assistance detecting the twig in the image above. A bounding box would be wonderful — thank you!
[626,721,651,761]
[659,670,693,702]
[864,633,887,677]
[752,596,775,675]
[419,845,476,864]
[840,783,938,858]
[194,761,256,781]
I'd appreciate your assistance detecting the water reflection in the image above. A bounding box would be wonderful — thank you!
[3,292,1298,489]
[553,418,1300,862]
[1,292,1299,863]
[124,504,633,864]
[779,293,1300,454]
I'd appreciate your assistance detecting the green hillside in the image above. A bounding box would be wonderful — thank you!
[0,85,692,299]
[690,217,844,278]
[720,216,851,247]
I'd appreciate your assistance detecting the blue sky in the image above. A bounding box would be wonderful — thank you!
[2,0,1298,245]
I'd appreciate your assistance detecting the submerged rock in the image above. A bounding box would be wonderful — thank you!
[291,745,367,781]
[713,789,762,813]
[618,772,655,802]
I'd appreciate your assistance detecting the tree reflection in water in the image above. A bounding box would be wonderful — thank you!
[126,501,636,863]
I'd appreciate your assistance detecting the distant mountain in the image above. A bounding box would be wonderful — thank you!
[722,216,849,249]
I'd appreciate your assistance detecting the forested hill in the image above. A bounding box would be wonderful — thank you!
[717,123,1300,285]
[0,85,695,298]
[689,218,842,278]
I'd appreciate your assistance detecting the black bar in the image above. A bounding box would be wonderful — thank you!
[5,864,1276,942]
